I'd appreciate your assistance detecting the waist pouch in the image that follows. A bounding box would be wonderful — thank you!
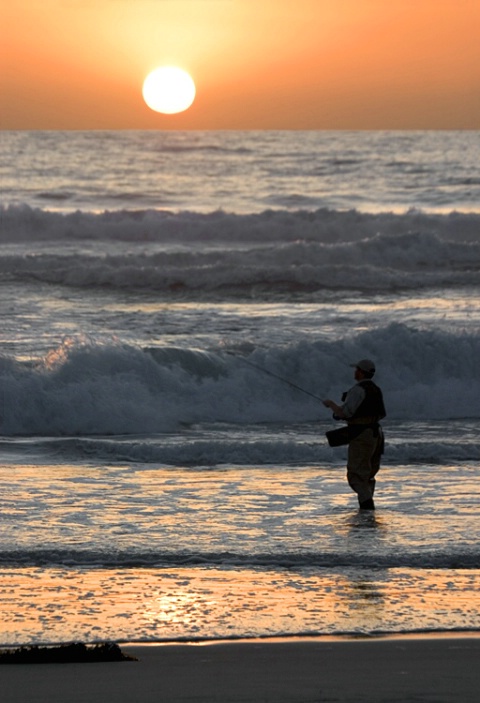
[325,426,350,447]
[326,423,384,449]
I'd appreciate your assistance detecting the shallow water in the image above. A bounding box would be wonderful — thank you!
[2,566,479,645]
[1,461,479,645]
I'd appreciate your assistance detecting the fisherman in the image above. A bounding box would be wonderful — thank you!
[323,359,386,510]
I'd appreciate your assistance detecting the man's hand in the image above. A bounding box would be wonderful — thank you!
[323,399,345,418]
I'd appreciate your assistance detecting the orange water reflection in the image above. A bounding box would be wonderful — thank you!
[0,566,478,646]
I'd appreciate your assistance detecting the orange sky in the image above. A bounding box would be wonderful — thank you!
[1,0,479,129]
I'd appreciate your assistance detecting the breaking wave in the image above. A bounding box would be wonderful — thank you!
[1,206,479,294]
[0,323,478,442]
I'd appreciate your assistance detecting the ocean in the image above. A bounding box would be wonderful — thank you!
[0,130,479,646]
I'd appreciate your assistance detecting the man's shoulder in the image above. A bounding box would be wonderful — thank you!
[358,379,381,390]
[346,383,366,399]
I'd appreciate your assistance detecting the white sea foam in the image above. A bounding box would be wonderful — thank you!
[1,324,478,439]
[1,206,479,293]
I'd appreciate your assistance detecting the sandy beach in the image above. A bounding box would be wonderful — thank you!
[1,636,479,703]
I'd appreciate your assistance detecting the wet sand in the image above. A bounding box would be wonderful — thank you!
[1,635,479,702]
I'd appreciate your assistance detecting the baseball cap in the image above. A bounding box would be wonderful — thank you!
[350,359,376,374]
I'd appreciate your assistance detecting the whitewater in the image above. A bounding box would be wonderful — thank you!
[0,130,479,645]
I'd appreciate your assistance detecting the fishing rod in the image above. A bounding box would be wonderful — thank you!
[224,351,326,404]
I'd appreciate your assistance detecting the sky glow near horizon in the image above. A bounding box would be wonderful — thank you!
[1,0,479,129]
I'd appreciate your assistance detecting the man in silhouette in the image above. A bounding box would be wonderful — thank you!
[323,359,386,510]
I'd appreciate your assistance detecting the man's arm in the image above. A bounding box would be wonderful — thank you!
[323,385,366,420]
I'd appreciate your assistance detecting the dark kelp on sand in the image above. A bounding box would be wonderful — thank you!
[0,642,137,664]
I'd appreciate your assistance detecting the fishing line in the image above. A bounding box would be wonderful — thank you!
[224,351,326,404]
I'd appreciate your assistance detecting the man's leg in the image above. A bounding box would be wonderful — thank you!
[368,428,383,497]
[347,429,378,507]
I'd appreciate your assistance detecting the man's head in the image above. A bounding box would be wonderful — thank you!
[350,359,376,380]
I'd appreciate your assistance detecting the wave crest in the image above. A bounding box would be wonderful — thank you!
[1,206,479,294]
[1,324,479,436]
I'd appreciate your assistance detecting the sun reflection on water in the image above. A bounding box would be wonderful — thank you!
[0,566,479,646]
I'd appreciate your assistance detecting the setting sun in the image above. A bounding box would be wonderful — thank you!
[142,66,196,115]
[2,1,479,128]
